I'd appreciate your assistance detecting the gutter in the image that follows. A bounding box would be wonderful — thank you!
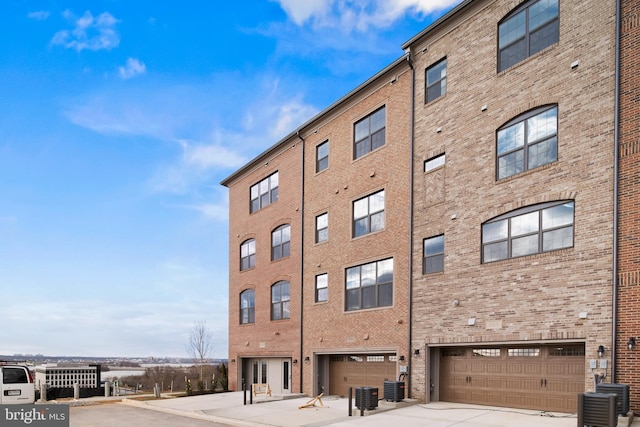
[406,53,415,399]
[612,0,621,382]
[297,130,305,393]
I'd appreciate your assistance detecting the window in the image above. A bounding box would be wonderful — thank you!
[482,200,574,263]
[345,258,393,311]
[498,0,559,72]
[424,153,445,172]
[240,239,256,271]
[271,281,290,320]
[316,140,329,172]
[315,273,328,303]
[250,172,279,213]
[272,224,291,261]
[497,105,557,179]
[426,58,447,103]
[423,235,444,274]
[240,290,255,324]
[315,213,328,243]
[353,190,385,238]
[354,106,386,159]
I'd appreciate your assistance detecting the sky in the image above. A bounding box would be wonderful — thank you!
[0,0,462,359]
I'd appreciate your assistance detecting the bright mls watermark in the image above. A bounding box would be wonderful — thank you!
[1,405,69,426]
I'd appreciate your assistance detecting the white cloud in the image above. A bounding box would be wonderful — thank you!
[274,0,462,31]
[119,58,147,79]
[27,10,50,20]
[51,10,120,51]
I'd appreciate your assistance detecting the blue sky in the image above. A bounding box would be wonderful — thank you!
[0,0,461,358]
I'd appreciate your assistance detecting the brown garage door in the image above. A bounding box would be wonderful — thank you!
[329,354,397,397]
[440,344,584,413]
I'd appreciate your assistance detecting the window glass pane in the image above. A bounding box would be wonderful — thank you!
[270,172,278,188]
[427,60,446,84]
[370,211,385,232]
[370,108,386,132]
[316,274,328,288]
[484,241,508,262]
[317,228,328,242]
[511,211,539,236]
[371,129,385,150]
[282,241,290,257]
[424,235,444,256]
[259,179,269,195]
[543,226,573,251]
[355,140,368,159]
[272,230,282,245]
[499,10,526,47]
[483,220,508,242]
[427,84,442,102]
[424,255,444,274]
[425,154,445,172]
[317,287,328,302]
[378,283,393,307]
[499,38,527,70]
[241,243,249,258]
[355,120,368,142]
[282,301,290,318]
[362,286,376,308]
[528,137,557,169]
[361,263,376,287]
[529,0,559,31]
[282,225,290,242]
[498,150,525,179]
[512,234,539,257]
[346,289,360,310]
[378,258,394,283]
[250,185,259,199]
[317,213,328,229]
[317,142,328,159]
[346,267,360,289]
[498,122,525,154]
[527,107,557,142]
[354,218,368,237]
[542,202,574,229]
[370,191,385,213]
[530,20,559,56]
[354,198,369,219]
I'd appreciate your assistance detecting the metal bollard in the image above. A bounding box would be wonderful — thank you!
[104,381,110,397]
[348,387,352,416]
[74,383,80,399]
[243,379,246,405]
[40,384,47,402]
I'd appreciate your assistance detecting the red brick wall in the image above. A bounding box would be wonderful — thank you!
[616,0,640,413]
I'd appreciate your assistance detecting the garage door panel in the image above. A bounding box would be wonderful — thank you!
[329,354,396,397]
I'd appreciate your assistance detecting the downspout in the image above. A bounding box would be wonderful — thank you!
[612,0,621,382]
[297,130,305,393]
[406,52,415,399]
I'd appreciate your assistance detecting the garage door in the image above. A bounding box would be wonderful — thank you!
[440,344,584,412]
[329,354,396,397]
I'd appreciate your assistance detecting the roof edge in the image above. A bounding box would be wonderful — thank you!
[401,0,475,50]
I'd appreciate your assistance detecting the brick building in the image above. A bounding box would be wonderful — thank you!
[616,0,640,414]
[223,0,635,414]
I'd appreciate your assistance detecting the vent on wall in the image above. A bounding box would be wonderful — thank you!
[595,383,630,416]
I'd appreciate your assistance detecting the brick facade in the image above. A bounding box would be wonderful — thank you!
[616,0,640,413]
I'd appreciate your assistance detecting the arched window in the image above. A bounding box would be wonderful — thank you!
[240,239,256,271]
[272,224,291,261]
[498,0,559,71]
[271,281,290,320]
[240,289,255,324]
[497,105,558,180]
[482,201,574,263]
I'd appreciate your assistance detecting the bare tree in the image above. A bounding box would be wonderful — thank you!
[186,320,213,385]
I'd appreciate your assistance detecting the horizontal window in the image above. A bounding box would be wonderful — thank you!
[482,201,574,263]
[424,153,445,172]
[345,258,393,311]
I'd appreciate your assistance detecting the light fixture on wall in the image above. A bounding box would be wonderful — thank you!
[628,337,636,351]
[292,359,298,366]
[304,356,310,363]
[414,349,420,357]
[231,359,236,364]
[399,355,405,362]
[597,345,605,358]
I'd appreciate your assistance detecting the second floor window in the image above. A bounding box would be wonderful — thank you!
[497,105,558,180]
[423,235,445,274]
[316,213,328,243]
[354,106,386,159]
[345,258,393,311]
[250,172,279,213]
[240,289,255,324]
[498,0,559,72]
[353,190,385,238]
[272,224,291,261]
[240,239,256,271]
[426,58,447,103]
[315,273,328,303]
[482,200,574,263]
[271,281,290,320]
[316,140,329,172]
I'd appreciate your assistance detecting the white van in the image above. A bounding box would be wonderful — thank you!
[0,364,36,404]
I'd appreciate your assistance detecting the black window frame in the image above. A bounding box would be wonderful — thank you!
[315,273,328,303]
[240,289,255,324]
[354,106,386,159]
[423,235,445,274]
[424,153,446,172]
[250,171,279,213]
[316,140,329,172]
[271,224,291,261]
[498,0,559,72]
[481,200,574,263]
[496,104,558,180]
[271,280,290,320]
[353,190,385,238]
[345,258,393,311]
[315,212,328,243]
[240,238,256,271]
[426,58,447,103]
